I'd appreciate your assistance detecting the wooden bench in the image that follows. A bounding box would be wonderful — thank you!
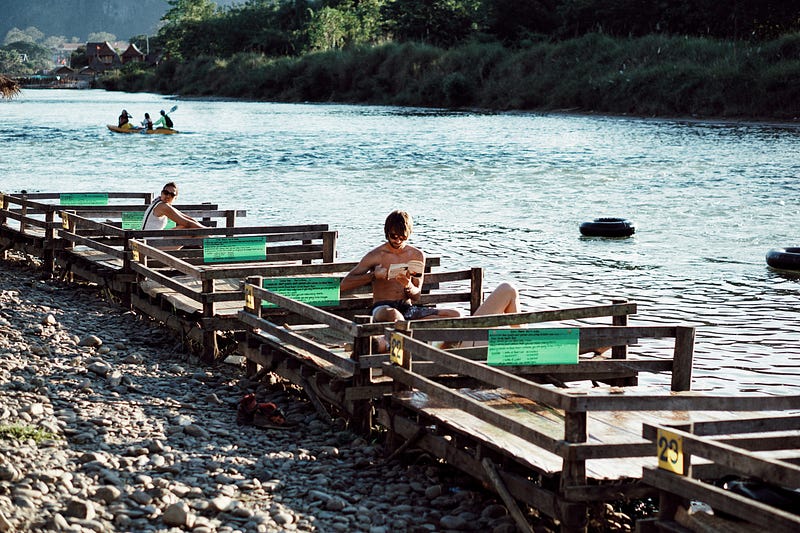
[378,323,800,532]
[0,192,153,271]
[639,416,800,533]
[127,227,338,360]
[56,207,242,293]
[236,260,478,429]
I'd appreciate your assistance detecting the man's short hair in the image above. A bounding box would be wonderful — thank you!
[384,210,412,239]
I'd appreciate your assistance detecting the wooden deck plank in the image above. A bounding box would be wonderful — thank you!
[392,387,784,481]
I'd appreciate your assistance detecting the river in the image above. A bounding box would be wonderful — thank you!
[2,89,799,393]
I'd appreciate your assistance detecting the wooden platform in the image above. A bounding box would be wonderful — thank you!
[6,191,800,533]
[639,416,800,533]
[128,228,339,360]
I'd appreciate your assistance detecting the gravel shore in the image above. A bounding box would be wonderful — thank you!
[0,254,538,533]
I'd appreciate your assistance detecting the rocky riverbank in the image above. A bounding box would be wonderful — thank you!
[0,253,536,533]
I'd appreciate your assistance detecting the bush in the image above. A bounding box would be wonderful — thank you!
[105,31,800,120]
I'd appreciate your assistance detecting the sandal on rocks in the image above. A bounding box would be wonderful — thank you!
[237,393,294,429]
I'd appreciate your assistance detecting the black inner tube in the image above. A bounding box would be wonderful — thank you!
[766,248,800,270]
[579,218,635,237]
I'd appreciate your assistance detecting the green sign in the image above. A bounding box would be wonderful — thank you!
[261,277,340,308]
[124,212,176,230]
[121,212,143,229]
[60,193,109,206]
[203,236,266,263]
[487,328,579,366]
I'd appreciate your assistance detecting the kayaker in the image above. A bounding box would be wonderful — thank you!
[118,109,132,128]
[141,113,153,130]
[154,109,174,129]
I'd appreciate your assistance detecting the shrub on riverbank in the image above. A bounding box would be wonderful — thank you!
[104,32,800,120]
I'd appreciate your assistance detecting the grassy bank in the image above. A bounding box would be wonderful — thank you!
[103,32,800,120]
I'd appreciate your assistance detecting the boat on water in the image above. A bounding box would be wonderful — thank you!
[107,125,179,135]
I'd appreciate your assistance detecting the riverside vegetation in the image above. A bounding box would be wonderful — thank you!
[103,30,800,120]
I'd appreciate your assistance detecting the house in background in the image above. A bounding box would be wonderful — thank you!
[121,43,145,64]
[86,41,121,71]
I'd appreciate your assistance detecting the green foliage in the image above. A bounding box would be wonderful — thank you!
[0,423,58,444]
[381,0,485,47]
[110,27,800,120]
[3,26,45,45]
[0,49,23,74]
[87,32,116,43]
[70,46,88,69]
[1,41,53,74]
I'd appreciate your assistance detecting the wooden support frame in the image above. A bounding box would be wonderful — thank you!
[641,417,800,533]
[128,227,339,360]
[380,330,800,532]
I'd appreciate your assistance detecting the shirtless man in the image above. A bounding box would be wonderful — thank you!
[340,210,460,323]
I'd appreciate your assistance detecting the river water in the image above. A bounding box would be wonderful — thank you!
[2,89,799,393]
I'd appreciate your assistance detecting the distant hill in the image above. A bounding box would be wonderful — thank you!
[0,0,238,42]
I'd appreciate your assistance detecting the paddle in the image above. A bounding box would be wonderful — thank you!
[168,104,178,114]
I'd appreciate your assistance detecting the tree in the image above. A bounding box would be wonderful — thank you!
[2,41,52,74]
[87,32,117,43]
[381,0,484,46]
[488,0,558,43]
[42,35,67,49]
[307,0,385,51]
[162,0,218,24]
[158,0,219,59]
[4,27,34,45]
[0,49,23,75]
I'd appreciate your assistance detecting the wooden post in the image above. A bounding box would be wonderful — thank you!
[322,231,337,263]
[470,267,484,315]
[350,314,373,433]
[18,197,27,233]
[559,411,588,533]
[245,276,262,318]
[671,326,695,391]
[43,209,55,273]
[611,299,628,359]
[201,279,217,363]
[0,193,7,227]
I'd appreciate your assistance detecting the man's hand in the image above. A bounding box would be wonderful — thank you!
[374,264,388,281]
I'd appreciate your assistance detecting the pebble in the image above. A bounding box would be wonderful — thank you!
[0,255,535,532]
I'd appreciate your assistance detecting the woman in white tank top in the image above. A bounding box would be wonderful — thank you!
[140,182,205,230]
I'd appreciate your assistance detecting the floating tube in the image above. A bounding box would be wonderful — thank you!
[766,248,800,270]
[579,217,635,237]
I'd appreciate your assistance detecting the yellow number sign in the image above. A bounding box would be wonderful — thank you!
[657,428,684,475]
[61,212,70,230]
[244,284,255,311]
[389,332,404,365]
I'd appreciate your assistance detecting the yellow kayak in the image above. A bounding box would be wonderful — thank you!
[107,125,179,135]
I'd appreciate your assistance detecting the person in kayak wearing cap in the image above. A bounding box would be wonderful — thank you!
[154,109,174,130]
[118,109,132,128]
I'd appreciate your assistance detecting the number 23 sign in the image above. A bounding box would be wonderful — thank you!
[657,428,684,475]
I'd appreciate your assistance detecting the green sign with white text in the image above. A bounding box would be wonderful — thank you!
[203,236,266,263]
[60,193,108,206]
[487,328,579,366]
[121,212,143,229]
[261,277,340,308]
[123,212,175,230]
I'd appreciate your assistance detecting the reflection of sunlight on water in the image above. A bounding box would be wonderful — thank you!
[5,89,800,394]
